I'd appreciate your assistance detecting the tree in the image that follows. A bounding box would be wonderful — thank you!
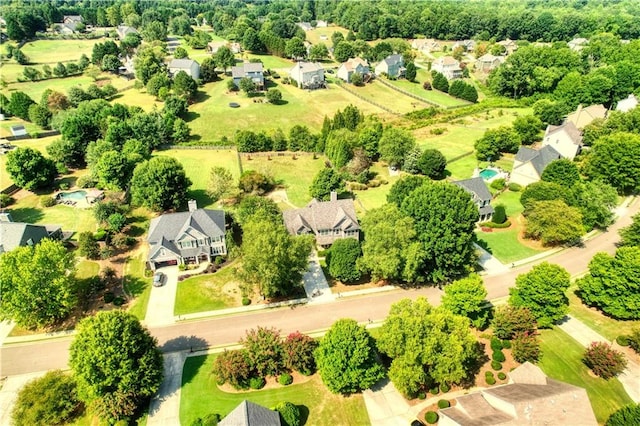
[107,213,127,233]
[130,157,192,211]
[417,149,447,179]
[94,150,131,190]
[238,77,257,96]
[400,182,479,283]
[333,41,355,63]
[431,71,449,92]
[45,91,70,112]
[240,217,312,298]
[620,214,640,247]
[520,181,566,212]
[146,73,171,97]
[327,238,362,283]
[8,91,35,120]
[169,15,193,36]
[509,262,571,328]
[405,62,417,81]
[238,170,274,195]
[532,99,571,126]
[53,62,67,78]
[275,401,301,426]
[141,21,167,42]
[571,181,617,231]
[69,311,163,423]
[285,37,306,59]
[207,166,234,202]
[378,127,416,168]
[403,147,422,174]
[491,305,538,340]
[315,318,384,394]
[11,370,82,426]
[243,28,264,52]
[583,342,627,379]
[163,95,188,118]
[511,331,541,363]
[525,200,584,246]
[474,127,521,161]
[200,57,218,83]
[578,247,640,320]
[441,274,489,329]
[28,103,51,128]
[513,115,543,145]
[350,72,364,86]
[266,88,282,104]
[309,168,345,201]
[78,232,100,259]
[584,132,640,194]
[282,331,317,375]
[325,129,356,168]
[0,239,76,329]
[241,326,285,377]
[541,159,580,187]
[215,46,236,73]
[387,175,426,206]
[309,43,329,61]
[5,147,56,190]
[606,404,640,426]
[213,349,252,389]
[101,54,122,73]
[173,71,198,101]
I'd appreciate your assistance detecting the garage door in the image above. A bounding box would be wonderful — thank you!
[155,260,178,268]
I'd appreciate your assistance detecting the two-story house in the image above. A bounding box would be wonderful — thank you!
[453,39,476,53]
[232,62,265,90]
[510,145,562,187]
[541,121,583,160]
[0,212,62,254]
[289,61,325,89]
[116,25,138,40]
[374,54,405,78]
[283,192,360,247]
[432,56,463,80]
[476,53,503,72]
[565,104,606,129]
[337,57,370,83]
[146,200,226,270]
[168,59,200,80]
[453,177,494,222]
[497,39,518,55]
[411,38,441,54]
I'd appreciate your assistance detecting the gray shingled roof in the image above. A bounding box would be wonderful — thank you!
[384,54,403,66]
[0,222,58,253]
[453,177,492,202]
[514,145,561,176]
[168,58,198,69]
[283,198,360,237]
[231,62,263,78]
[219,400,281,426]
[544,121,582,145]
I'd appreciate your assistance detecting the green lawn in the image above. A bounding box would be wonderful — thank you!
[245,53,297,71]
[109,87,160,112]
[493,189,524,217]
[349,81,431,114]
[180,354,370,426]
[20,39,103,65]
[538,327,633,424]
[125,251,152,321]
[385,69,470,108]
[305,26,349,46]
[567,290,640,341]
[476,229,543,264]
[174,264,240,316]
[0,134,64,189]
[76,259,100,279]
[352,163,401,213]
[241,154,326,207]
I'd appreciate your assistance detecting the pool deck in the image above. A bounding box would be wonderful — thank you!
[55,189,104,209]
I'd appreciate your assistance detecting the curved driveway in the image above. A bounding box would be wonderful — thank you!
[2,199,638,377]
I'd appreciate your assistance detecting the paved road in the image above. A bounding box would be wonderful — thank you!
[2,199,638,377]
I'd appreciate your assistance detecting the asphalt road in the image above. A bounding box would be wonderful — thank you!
[2,199,637,377]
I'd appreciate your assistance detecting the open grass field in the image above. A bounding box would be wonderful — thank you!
[567,290,640,341]
[3,74,95,102]
[241,153,326,207]
[125,250,153,321]
[386,68,470,108]
[188,78,385,140]
[76,259,100,279]
[174,265,240,315]
[352,163,401,213]
[245,53,297,71]
[180,354,370,426]
[538,327,633,423]
[350,80,431,114]
[305,25,349,46]
[476,229,543,264]
[109,86,160,111]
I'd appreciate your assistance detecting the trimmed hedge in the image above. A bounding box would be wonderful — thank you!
[242,297,251,306]
[425,411,439,424]
[486,376,496,385]
[437,399,450,409]
[418,392,426,400]
[502,339,512,349]
[440,383,450,393]
[249,376,266,390]
[429,386,439,395]
[480,220,512,229]
[490,337,503,351]
[498,372,507,380]
[492,350,506,362]
[491,360,502,371]
[279,373,293,386]
[508,182,522,192]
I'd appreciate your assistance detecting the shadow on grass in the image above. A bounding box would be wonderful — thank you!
[124,275,147,298]
[193,91,211,104]
[272,99,289,106]
[475,238,493,254]
[189,189,214,207]
[181,351,210,389]
[56,175,78,188]
[184,110,201,122]
[8,206,45,223]
[298,404,310,425]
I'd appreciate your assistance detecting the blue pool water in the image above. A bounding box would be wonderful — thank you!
[58,190,87,201]
[479,169,498,180]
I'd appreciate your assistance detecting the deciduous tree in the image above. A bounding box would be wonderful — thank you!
[524,199,583,246]
[130,156,192,211]
[620,214,640,247]
[309,168,345,201]
[207,166,234,202]
[491,305,537,340]
[541,159,580,187]
[584,132,640,194]
[378,127,416,168]
[441,274,489,329]
[5,147,56,190]
[327,238,361,283]
[417,149,447,179]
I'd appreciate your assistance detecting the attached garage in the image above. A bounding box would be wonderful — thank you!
[152,259,178,270]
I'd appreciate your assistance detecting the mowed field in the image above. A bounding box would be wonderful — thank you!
[0,134,59,188]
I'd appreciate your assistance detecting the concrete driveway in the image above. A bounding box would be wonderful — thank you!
[144,266,180,327]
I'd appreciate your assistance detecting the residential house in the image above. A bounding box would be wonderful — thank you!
[206,41,226,54]
[229,42,242,54]
[439,362,597,426]
[337,57,370,83]
[232,62,265,90]
[497,39,518,55]
[476,53,503,72]
[289,61,325,89]
[374,54,405,78]
[58,15,83,33]
[432,56,463,80]
[316,20,328,28]
[616,94,639,113]
[565,103,606,129]
[0,213,62,254]
[63,15,83,25]
[146,200,226,270]
[510,145,562,186]
[296,22,313,32]
[219,400,281,426]
[453,177,494,222]
[283,192,360,247]
[568,37,589,51]
[411,38,441,54]
[116,25,138,40]
[56,23,76,34]
[453,39,476,52]
[541,121,583,160]
[168,58,200,80]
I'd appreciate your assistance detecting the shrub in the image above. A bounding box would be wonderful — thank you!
[425,411,439,424]
[429,386,439,395]
[616,335,629,346]
[213,349,252,389]
[59,182,70,190]
[0,193,14,206]
[490,178,506,191]
[492,350,506,362]
[512,331,541,363]
[440,383,450,393]
[583,342,627,379]
[249,376,266,389]
[606,404,640,426]
[480,220,512,228]
[113,297,125,306]
[242,297,251,306]
[498,372,507,380]
[283,331,317,375]
[178,264,187,271]
[492,204,507,224]
[279,373,293,386]
[485,371,494,378]
[491,360,502,371]
[490,337,503,351]
[502,339,512,349]
[417,392,426,400]
[41,196,56,207]
[486,376,496,385]
[437,399,450,409]
[94,229,107,241]
[190,413,221,426]
[275,401,301,426]
[508,182,522,192]
[628,328,640,354]
[103,292,115,303]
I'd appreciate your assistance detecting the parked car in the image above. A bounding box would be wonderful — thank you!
[153,271,166,287]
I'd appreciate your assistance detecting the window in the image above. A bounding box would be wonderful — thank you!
[211,245,225,255]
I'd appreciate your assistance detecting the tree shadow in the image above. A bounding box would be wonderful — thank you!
[124,275,147,298]
[298,404,310,425]
[7,206,45,223]
[475,239,492,254]
[459,341,490,388]
[184,110,201,122]
[56,175,78,188]
[189,189,214,208]
[161,335,210,353]
[272,99,289,106]
[193,90,211,104]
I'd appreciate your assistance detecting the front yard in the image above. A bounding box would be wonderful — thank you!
[174,264,242,316]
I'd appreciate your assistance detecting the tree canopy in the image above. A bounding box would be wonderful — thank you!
[584,132,640,195]
[5,147,57,190]
[524,199,584,246]
[620,214,640,247]
[129,156,192,211]
[441,274,489,329]
[378,127,415,169]
[327,238,361,283]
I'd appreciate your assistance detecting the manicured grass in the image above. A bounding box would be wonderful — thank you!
[109,86,160,111]
[385,69,470,107]
[305,26,349,46]
[476,229,543,264]
[538,327,633,423]
[174,265,240,316]
[240,153,326,207]
[0,134,60,188]
[3,74,95,101]
[567,290,640,342]
[125,250,152,321]
[245,53,296,71]
[492,189,524,217]
[352,163,401,214]
[76,259,100,279]
[415,125,484,160]
[20,39,103,65]
[349,81,431,114]
[180,354,370,426]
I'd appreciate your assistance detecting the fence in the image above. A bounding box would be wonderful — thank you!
[376,77,472,110]
[0,184,19,195]
[333,80,400,116]
[3,130,60,141]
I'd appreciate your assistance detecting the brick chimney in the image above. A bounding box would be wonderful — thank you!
[188,199,198,212]
[330,191,338,202]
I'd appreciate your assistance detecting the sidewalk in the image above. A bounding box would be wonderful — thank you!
[475,243,508,275]
[147,351,188,426]
[557,315,640,403]
[0,372,47,425]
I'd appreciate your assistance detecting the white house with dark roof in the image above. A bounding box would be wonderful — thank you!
[411,38,441,54]
[432,56,463,80]
[439,362,597,426]
[616,94,638,113]
[232,62,265,89]
[168,58,200,80]
[453,39,476,52]
[510,145,562,186]
[0,212,62,254]
[337,57,369,83]
[116,25,138,40]
[497,39,518,55]
[565,103,606,129]
[453,177,494,222]
[541,121,583,160]
[219,400,280,426]
[476,53,503,72]
[283,192,359,247]
[146,200,226,270]
[289,61,325,89]
[375,54,405,78]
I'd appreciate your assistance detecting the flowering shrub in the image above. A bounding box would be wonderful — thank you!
[583,342,627,379]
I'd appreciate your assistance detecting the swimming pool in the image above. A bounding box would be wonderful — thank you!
[479,168,498,181]
[58,190,87,201]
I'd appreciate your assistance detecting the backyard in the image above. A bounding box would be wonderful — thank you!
[180,354,369,426]
[174,264,241,316]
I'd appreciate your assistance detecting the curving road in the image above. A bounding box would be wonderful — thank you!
[2,199,637,377]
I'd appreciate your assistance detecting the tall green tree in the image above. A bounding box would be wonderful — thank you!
[69,311,163,423]
[524,199,583,246]
[173,71,198,101]
[5,147,57,190]
[584,132,640,194]
[315,319,384,394]
[513,115,543,145]
[378,127,416,168]
[0,239,76,329]
[207,166,234,202]
[215,46,236,73]
[309,168,345,201]
[327,238,361,283]
[8,91,35,120]
[130,156,192,211]
[474,127,521,161]
[541,159,581,187]
[441,274,489,329]
[620,214,640,247]
[417,149,447,179]
[509,262,571,328]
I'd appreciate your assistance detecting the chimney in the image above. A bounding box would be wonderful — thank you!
[188,200,198,212]
[330,191,337,202]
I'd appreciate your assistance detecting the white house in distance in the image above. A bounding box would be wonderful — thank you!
[616,94,639,112]
[168,58,200,80]
[565,103,606,129]
[568,37,589,51]
[476,53,503,72]
[289,61,325,89]
[452,39,476,52]
[432,56,463,80]
[510,145,562,186]
[116,25,138,40]
[541,121,583,160]
[497,39,518,55]
[374,54,405,78]
[337,57,370,83]
[411,38,441,54]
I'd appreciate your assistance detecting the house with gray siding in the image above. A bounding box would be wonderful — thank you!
[453,177,494,222]
[232,62,265,90]
[375,54,405,78]
[289,61,325,89]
